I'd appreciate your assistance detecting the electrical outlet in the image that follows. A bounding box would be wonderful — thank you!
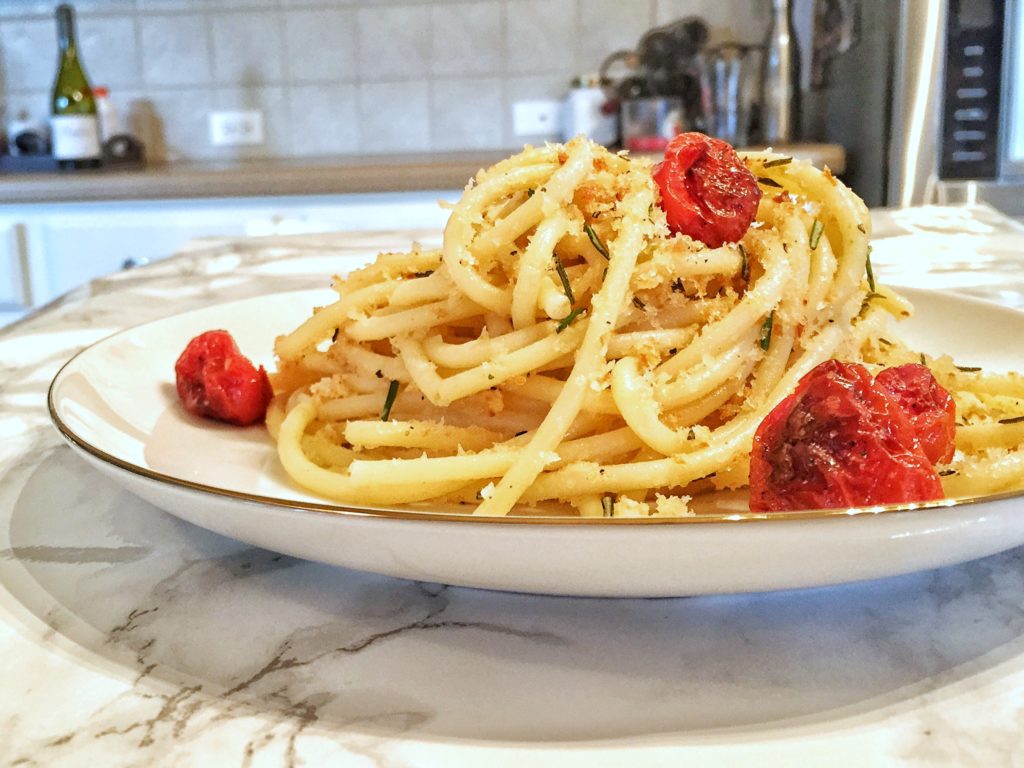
[513,100,561,136]
[208,110,264,147]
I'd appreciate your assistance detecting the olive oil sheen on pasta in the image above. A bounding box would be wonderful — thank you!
[51,3,101,169]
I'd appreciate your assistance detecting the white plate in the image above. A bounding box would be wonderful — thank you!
[48,287,1024,597]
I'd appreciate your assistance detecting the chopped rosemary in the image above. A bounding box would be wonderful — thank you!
[331,327,340,342]
[738,243,750,282]
[552,254,575,305]
[763,156,793,168]
[759,312,774,351]
[556,306,585,333]
[584,222,610,259]
[999,415,1024,425]
[865,247,876,292]
[380,380,399,421]
[632,296,646,310]
[919,353,927,366]
[939,469,958,476]
[514,430,528,437]
[601,495,615,517]
[956,365,982,372]
[878,337,892,347]
[411,270,434,278]
[857,224,867,233]
[757,176,783,188]
[809,219,824,251]
[526,188,535,197]
[671,277,685,293]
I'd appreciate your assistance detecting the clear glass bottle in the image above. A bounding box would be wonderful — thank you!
[50,3,101,169]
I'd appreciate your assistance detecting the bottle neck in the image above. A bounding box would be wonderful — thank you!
[56,6,77,53]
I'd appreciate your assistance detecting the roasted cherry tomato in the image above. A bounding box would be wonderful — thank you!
[175,330,273,426]
[652,132,762,248]
[875,364,956,465]
[749,360,944,512]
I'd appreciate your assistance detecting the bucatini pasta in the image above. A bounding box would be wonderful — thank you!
[266,137,1024,517]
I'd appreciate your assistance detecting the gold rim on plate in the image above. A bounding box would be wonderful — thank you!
[45,305,1024,526]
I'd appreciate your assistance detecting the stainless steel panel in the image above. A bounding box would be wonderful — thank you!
[888,0,948,207]
[1003,0,1024,178]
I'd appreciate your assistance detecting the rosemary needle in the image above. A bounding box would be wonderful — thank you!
[584,222,610,259]
[552,254,575,305]
[380,380,399,421]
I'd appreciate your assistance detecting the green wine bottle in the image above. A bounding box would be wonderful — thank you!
[51,3,101,169]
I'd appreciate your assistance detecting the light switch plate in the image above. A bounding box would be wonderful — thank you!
[208,110,264,147]
[513,100,561,136]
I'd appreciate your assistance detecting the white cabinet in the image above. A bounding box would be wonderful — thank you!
[0,219,31,328]
[1,190,459,321]
[0,219,31,307]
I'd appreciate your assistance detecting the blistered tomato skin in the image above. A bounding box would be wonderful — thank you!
[653,132,762,248]
[174,330,273,426]
[749,360,944,512]
[875,364,957,465]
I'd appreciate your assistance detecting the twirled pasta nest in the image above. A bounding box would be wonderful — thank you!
[267,139,1024,517]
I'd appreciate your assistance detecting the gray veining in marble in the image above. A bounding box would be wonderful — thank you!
[3,207,1024,766]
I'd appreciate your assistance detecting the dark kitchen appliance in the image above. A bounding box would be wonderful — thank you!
[807,0,1024,213]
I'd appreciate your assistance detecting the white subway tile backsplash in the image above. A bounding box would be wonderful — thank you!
[210,11,286,85]
[287,83,360,156]
[211,86,289,159]
[0,0,133,17]
[0,18,55,92]
[356,5,431,82]
[137,0,277,9]
[357,80,430,153]
[577,0,655,75]
[139,14,213,88]
[431,77,505,151]
[280,0,357,6]
[655,0,770,45]
[505,0,577,76]
[430,2,503,77]
[78,16,140,90]
[142,88,217,161]
[0,0,772,161]
[1,90,49,125]
[0,2,58,16]
[284,8,357,84]
[503,74,571,146]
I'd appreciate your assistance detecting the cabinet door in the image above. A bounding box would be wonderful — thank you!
[39,207,252,300]
[0,220,32,310]
[33,191,458,304]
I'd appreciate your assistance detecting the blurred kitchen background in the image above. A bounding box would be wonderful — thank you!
[0,0,1021,326]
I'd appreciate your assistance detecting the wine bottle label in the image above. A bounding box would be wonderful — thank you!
[51,115,101,160]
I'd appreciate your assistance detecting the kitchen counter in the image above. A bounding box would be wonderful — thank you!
[0,143,846,204]
[3,205,1023,766]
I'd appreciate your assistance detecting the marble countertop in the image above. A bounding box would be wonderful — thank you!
[2,205,1024,766]
[0,144,845,205]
